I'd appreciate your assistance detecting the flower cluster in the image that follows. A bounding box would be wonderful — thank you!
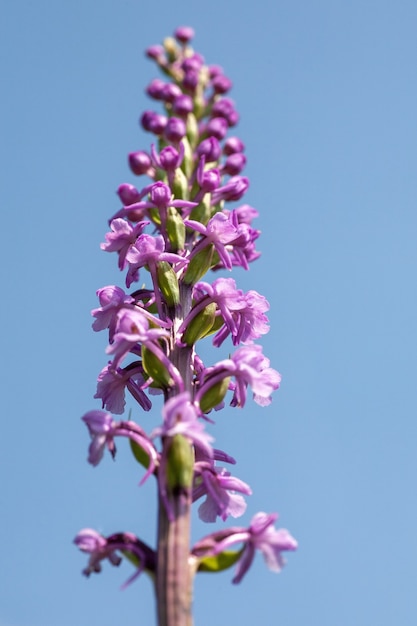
[75,25,296,606]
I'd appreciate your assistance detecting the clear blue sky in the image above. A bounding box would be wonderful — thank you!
[2,1,417,625]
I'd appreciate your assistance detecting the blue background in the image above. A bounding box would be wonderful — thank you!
[2,1,417,624]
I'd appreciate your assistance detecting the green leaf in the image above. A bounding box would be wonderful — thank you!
[129,439,151,469]
[197,549,243,573]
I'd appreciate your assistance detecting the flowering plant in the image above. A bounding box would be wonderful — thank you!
[74,26,297,626]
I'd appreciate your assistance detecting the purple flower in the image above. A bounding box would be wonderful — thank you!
[211,97,239,126]
[94,362,151,414]
[196,344,280,409]
[74,529,122,576]
[151,143,184,173]
[128,151,152,175]
[211,175,249,204]
[211,74,233,95]
[164,117,186,143]
[191,277,269,346]
[141,110,167,135]
[121,182,196,224]
[151,392,213,457]
[193,465,251,522]
[221,152,247,176]
[106,308,168,367]
[91,285,134,336]
[204,117,229,140]
[74,529,156,584]
[146,78,167,100]
[223,136,245,155]
[82,410,117,465]
[184,212,240,270]
[117,183,141,206]
[172,94,193,117]
[174,26,195,44]
[101,219,149,270]
[125,233,188,288]
[191,512,297,583]
[196,137,221,163]
[234,512,298,582]
[82,410,158,480]
[229,345,281,406]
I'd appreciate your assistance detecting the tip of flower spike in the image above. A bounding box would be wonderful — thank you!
[174,26,195,44]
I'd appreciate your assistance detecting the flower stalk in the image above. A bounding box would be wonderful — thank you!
[74,25,297,626]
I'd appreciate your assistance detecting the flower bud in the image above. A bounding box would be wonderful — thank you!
[197,137,221,163]
[172,94,194,117]
[174,26,195,44]
[117,183,141,205]
[128,151,151,175]
[223,136,245,155]
[164,117,186,143]
[146,78,167,100]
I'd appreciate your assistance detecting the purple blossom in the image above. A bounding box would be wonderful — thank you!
[101,219,149,270]
[82,410,117,465]
[223,136,245,155]
[74,529,156,585]
[211,74,233,95]
[191,512,297,583]
[82,410,158,481]
[204,117,228,140]
[151,392,214,457]
[146,78,167,100]
[211,97,239,126]
[193,465,252,522]
[164,117,186,143]
[122,181,196,219]
[174,26,195,44]
[184,212,240,270]
[128,151,152,175]
[221,152,247,176]
[196,136,221,163]
[196,344,280,409]
[190,277,270,346]
[94,362,151,414]
[229,345,281,407]
[106,308,170,369]
[211,175,249,204]
[172,94,193,117]
[233,512,298,582]
[125,233,188,288]
[74,529,122,576]
[161,83,183,103]
[151,143,184,174]
[141,110,167,135]
[91,285,134,337]
[117,183,141,206]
